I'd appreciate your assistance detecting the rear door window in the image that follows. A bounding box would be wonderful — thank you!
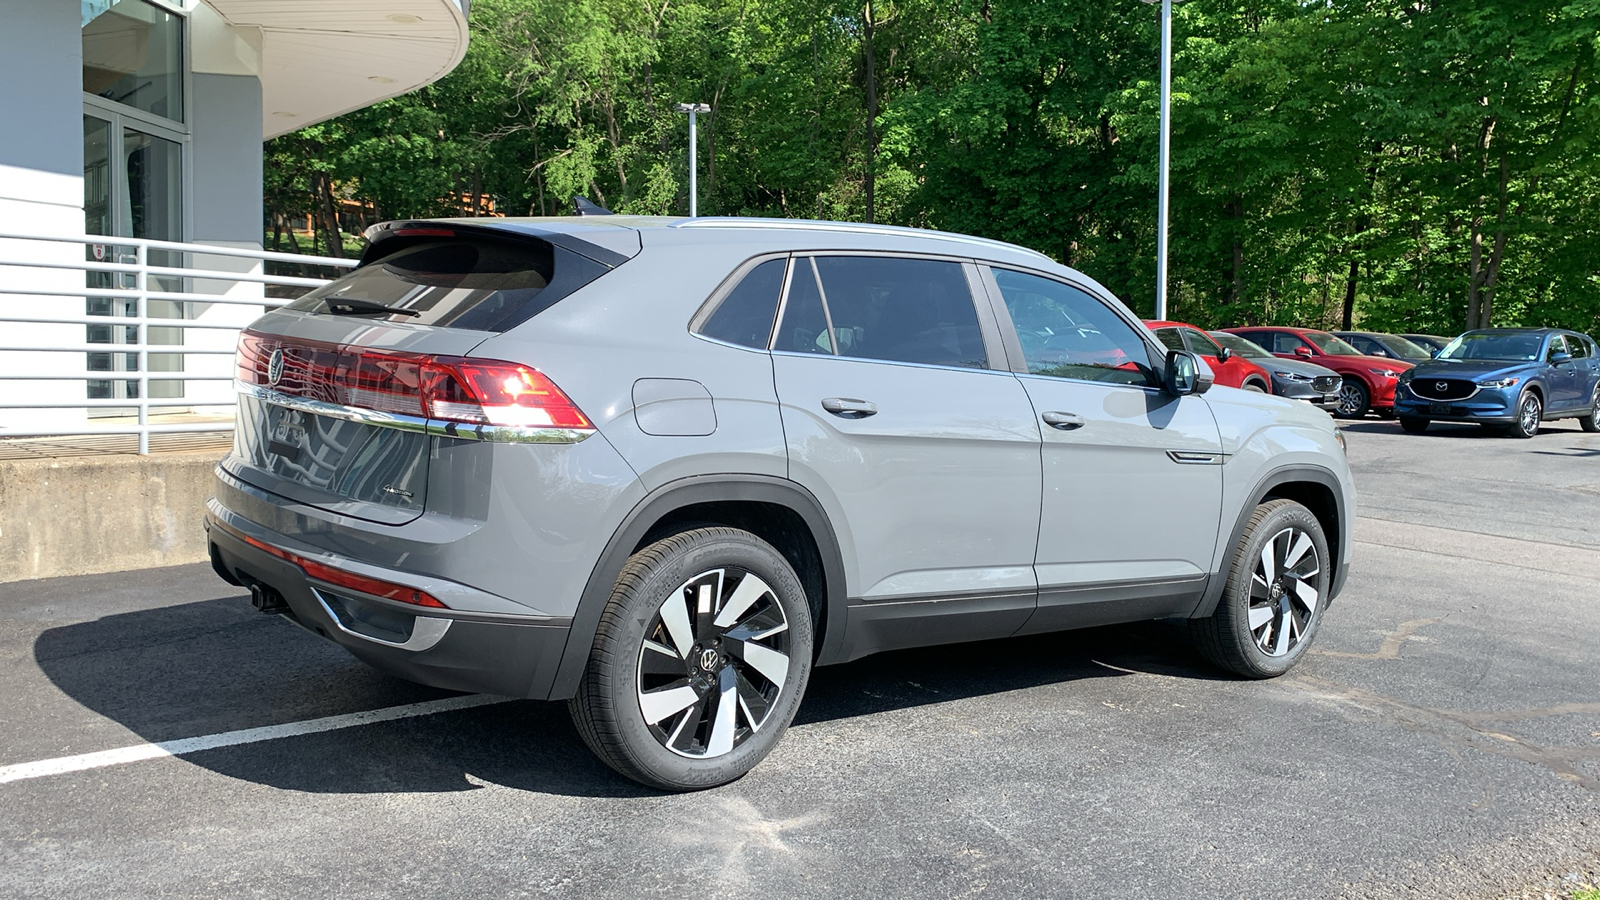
[287,236,610,332]
[776,255,989,369]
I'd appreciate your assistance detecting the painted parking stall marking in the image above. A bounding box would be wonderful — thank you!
[0,694,511,786]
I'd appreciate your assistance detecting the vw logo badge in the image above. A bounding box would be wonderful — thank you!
[698,648,720,671]
[267,349,285,386]
[1435,381,1448,392]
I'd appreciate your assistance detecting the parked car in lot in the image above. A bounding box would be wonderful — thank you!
[1208,330,1342,409]
[1400,334,1453,357]
[1332,331,1433,363]
[1145,320,1272,392]
[1394,328,1600,437]
[1222,326,1414,419]
[206,216,1354,791]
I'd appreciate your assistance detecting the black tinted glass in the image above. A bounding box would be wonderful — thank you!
[812,257,986,368]
[776,258,833,355]
[992,269,1156,387]
[1154,328,1186,352]
[289,238,576,332]
[700,259,786,348]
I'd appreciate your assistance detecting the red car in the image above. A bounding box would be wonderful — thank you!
[1145,320,1272,393]
[1222,326,1413,418]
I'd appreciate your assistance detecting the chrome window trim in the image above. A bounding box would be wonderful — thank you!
[236,381,594,444]
[767,349,1017,378]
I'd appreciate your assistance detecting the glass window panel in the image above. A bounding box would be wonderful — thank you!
[812,257,986,369]
[992,269,1156,387]
[83,0,184,123]
[1153,328,1185,352]
[775,258,833,355]
[700,259,786,349]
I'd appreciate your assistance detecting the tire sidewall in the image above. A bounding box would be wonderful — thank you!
[1221,502,1331,677]
[1512,390,1541,438]
[597,530,813,790]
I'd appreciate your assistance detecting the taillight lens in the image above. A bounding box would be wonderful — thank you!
[237,330,592,434]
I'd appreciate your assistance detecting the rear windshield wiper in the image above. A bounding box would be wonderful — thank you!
[324,297,420,318]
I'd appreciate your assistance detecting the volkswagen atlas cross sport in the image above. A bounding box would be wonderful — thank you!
[206,216,1355,791]
[1394,328,1600,437]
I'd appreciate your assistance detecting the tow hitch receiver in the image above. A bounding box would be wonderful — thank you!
[250,583,289,614]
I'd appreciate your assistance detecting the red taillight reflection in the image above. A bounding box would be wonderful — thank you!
[237,330,591,432]
[214,519,448,609]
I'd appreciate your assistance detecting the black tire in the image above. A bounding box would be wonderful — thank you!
[568,527,813,792]
[1579,387,1600,433]
[1191,499,1331,679]
[1399,416,1429,434]
[1507,390,1541,439]
[1333,378,1370,419]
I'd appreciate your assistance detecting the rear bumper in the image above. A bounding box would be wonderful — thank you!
[206,511,570,698]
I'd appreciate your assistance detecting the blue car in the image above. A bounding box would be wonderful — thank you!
[1395,328,1600,438]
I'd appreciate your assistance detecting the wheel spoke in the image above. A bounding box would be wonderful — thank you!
[1290,578,1319,614]
[1272,610,1292,654]
[1247,604,1274,630]
[735,671,772,733]
[639,682,702,725]
[728,639,789,691]
[713,573,773,629]
[658,590,696,659]
[693,571,722,639]
[1259,537,1278,584]
[1282,532,1314,571]
[705,666,739,756]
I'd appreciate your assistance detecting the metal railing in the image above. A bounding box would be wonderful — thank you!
[0,232,356,453]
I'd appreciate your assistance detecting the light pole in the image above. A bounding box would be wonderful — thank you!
[674,102,711,217]
[1142,0,1177,320]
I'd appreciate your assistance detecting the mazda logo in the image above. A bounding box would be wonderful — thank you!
[1435,381,1448,392]
[267,349,285,386]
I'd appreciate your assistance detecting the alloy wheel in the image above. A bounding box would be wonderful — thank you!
[636,567,791,758]
[1519,393,1541,436]
[1248,527,1321,657]
[1336,382,1365,417]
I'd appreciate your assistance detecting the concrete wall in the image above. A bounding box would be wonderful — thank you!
[0,452,218,583]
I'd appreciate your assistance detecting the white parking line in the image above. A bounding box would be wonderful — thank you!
[0,693,512,786]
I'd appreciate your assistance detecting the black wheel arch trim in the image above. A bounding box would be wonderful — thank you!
[544,474,848,701]
[1187,464,1350,620]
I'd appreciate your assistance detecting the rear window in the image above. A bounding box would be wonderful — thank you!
[287,237,610,332]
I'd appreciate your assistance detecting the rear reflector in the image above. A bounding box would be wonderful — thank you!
[237,330,592,434]
[214,519,448,609]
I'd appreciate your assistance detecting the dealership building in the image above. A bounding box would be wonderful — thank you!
[0,0,468,439]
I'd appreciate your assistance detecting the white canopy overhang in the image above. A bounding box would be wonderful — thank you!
[195,0,470,139]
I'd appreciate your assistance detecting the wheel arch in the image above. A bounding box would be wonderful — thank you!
[1189,465,1349,620]
[544,475,848,700]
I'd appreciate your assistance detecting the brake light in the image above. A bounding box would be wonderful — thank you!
[214,520,448,609]
[237,330,592,434]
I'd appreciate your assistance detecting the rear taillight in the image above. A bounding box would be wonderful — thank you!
[237,330,592,439]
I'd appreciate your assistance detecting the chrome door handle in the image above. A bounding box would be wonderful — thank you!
[821,397,877,418]
[1042,411,1085,430]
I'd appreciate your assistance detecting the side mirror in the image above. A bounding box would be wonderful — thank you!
[1293,346,1315,359]
[1371,349,1390,357]
[1216,346,1233,361]
[1429,348,1440,358]
[1551,351,1573,365]
[1164,349,1214,397]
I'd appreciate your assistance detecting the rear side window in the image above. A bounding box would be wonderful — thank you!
[699,258,787,349]
[775,256,986,369]
[288,237,609,332]
[1153,328,1185,352]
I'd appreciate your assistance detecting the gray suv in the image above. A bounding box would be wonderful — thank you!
[206,217,1354,791]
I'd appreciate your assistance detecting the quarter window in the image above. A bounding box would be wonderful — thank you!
[699,258,787,349]
[991,269,1156,387]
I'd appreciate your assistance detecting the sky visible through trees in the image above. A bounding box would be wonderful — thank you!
[265,0,1600,334]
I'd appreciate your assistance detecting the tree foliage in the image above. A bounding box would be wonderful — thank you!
[264,0,1600,333]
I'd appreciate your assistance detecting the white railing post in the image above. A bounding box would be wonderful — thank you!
[135,242,149,455]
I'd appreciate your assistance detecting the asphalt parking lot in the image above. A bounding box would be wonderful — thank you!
[3,417,1598,899]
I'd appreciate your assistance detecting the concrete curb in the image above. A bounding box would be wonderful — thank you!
[0,452,220,583]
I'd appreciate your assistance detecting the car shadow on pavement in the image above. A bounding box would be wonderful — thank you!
[33,595,1224,798]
